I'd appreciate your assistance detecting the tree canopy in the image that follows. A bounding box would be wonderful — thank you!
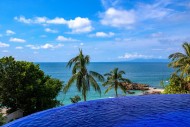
[169,42,190,80]
[0,56,63,116]
[164,42,190,94]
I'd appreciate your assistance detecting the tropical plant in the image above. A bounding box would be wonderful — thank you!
[0,112,5,126]
[168,42,190,80]
[70,95,81,103]
[164,42,190,94]
[103,68,131,97]
[0,56,63,116]
[63,49,104,101]
[163,73,189,94]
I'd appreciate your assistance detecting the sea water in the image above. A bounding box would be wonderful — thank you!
[37,62,173,105]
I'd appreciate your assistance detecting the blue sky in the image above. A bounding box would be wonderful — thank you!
[0,0,190,62]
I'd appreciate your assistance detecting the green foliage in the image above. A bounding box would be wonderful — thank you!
[163,74,189,94]
[0,112,5,126]
[168,42,190,79]
[70,95,81,103]
[103,68,131,97]
[64,49,104,101]
[0,56,63,116]
[165,42,190,94]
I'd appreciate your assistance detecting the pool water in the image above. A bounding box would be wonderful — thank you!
[3,94,190,127]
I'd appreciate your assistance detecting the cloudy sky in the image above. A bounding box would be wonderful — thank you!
[0,0,190,62]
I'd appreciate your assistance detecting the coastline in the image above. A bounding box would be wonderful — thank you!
[145,87,164,94]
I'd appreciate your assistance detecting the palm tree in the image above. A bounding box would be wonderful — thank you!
[103,68,131,97]
[169,42,190,79]
[63,49,104,101]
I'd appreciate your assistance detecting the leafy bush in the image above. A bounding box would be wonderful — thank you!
[163,74,189,94]
[0,112,5,126]
[0,56,63,116]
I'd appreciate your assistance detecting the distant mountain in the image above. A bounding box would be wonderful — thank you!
[126,59,170,62]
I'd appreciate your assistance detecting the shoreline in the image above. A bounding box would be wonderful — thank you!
[143,87,164,95]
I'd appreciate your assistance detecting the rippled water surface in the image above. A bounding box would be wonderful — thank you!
[37,62,173,105]
[4,94,190,127]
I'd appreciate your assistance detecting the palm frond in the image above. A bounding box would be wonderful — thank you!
[104,73,112,77]
[67,56,79,68]
[168,52,186,60]
[105,84,114,94]
[85,55,90,64]
[63,73,78,93]
[102,81,113,86]
[89,75,101,95]
[89,71,104,82]
[119,83,126,94]
[118,70,125,75]
[120,78,131,83]
[72,62,80,74]
[183,42,190,57]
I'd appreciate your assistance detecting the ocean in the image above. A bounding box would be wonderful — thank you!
[37,62,173,105]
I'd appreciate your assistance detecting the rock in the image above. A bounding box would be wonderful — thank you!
[143,91,161,95]
[121,82,149,91]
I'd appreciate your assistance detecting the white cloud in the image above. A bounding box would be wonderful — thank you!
[136,2,172,20]
[6,30,15,36]
[101,0,120,9]
[15,16,93,33]
[56,36,78,42]
[14,16,47,24]
[0,42,10,47]
[100,8,136,27]
[9,37,26,43]
[14,16,32,24]
[34,17,47,24]
[14,16,66,25]
[100,1,173,28]
[0,34,2,37]
[41,43,64,49]
[67,17,93,33]
[15,46,23,49]
[90,32,115,37]
[118,53,152,59]
[80,43,84,46]
[26,45,40,50]
[45,28,58,33]
[40,43,54,49]
[46,17,67,24]
[26,43,64,50]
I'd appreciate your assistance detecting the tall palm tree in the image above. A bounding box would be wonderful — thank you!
[103,68,131,97]
[169,42,190,79]
[63,49,104,101]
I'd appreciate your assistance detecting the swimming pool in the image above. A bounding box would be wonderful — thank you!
[3,94,190,127]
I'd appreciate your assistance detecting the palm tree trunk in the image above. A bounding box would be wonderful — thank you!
[115,85,118,97]
[84,93,86,101]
